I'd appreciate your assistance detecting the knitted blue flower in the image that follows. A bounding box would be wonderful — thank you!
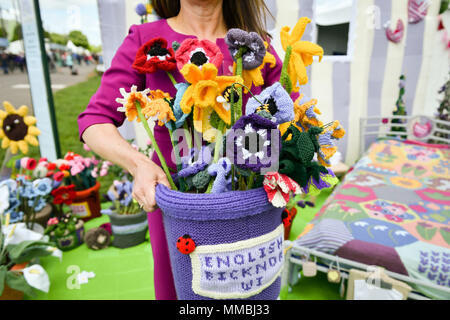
[178,146,212,178]
[166,83,190,131]
[6,210,24,224]
[245,82,294,125]
[207,158,232,194]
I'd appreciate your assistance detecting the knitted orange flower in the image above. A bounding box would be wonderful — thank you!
[116,86,150,122]
[143,90,176,126]
[235,41,276,93]
[180,63,243,135]
[281,17,324,92]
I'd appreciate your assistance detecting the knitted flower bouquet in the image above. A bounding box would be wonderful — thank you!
[116,17,345,300]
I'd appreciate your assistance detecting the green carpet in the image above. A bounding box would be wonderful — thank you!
[27,187,342,300]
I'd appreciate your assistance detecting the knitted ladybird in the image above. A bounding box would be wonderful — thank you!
[176,234,196,254]
[282,209,293,228]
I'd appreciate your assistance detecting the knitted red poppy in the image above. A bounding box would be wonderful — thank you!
[133,38,177,74]
[175,38,223,71]
[51,185,76,205]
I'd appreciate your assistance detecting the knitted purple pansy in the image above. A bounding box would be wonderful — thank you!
[207,158,232,194]
[245,82,294,125]
[225,29,266,70]
[226,113,280,172]
[178,146,212,178]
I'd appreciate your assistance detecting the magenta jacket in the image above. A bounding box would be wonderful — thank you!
[78,19,294,169]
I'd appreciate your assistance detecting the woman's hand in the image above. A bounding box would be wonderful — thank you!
[82,124,171,212]
[130,157,171,212]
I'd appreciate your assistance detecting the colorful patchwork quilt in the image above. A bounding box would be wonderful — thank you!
[295,139,450,299]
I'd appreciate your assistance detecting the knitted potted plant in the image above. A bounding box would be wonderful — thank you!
[113,17,345,300]
[101,180,148,249]
[51,151,111,222]
[44,185,85,251]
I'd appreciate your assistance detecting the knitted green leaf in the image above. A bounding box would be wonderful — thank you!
[6,271,35,297]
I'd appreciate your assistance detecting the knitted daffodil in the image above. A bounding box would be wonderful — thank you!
[116,85,150,122]
[279,94,321,136]
[143,90,176,126]
[0,101,40,155]
[235,41,276,93]
[280,17,324,92]
[180,62,243,137]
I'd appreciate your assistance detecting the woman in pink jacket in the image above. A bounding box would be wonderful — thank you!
[78,0,291,300]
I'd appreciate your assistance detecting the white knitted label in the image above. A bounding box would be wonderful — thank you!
[190,224,284,299]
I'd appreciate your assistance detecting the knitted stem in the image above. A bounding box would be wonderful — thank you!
[280,45,293,94]
[235,47,246,120]
[168,128,186,191]
[205,122,225,194]
[247,172,256,190]
[165,71,177,87]
[182,122,193,150]
[135,100,177,190]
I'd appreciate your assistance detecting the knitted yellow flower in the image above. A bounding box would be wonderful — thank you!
[279,94,321,137]
[234,42,276,93]
[0,101,40,155]
[281,17,324,92]
[143,90,176,126]
[116,85,150,122]
[180,63,243,135]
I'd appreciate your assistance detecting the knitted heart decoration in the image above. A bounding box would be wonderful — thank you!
[386,19,405,43]
[408,0,429,24]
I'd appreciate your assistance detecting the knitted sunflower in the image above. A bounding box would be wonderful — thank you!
[0,101,40,155]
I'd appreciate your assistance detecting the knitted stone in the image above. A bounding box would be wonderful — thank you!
[85,228,111,250]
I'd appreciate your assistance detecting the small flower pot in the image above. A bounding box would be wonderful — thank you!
[0,263,28,300]
[48,220,85,251]
[107,210,148,249]
[70,182,101,222]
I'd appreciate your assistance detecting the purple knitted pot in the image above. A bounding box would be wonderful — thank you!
[155,185,285,300]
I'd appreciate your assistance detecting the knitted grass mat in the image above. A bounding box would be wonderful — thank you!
[27,188,340,300]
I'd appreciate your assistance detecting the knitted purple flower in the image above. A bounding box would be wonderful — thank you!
[245,82,294,125]
[226,113,280,172]
[225,29,266,70]
[178,146,212,178]
[207,158,232,194]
